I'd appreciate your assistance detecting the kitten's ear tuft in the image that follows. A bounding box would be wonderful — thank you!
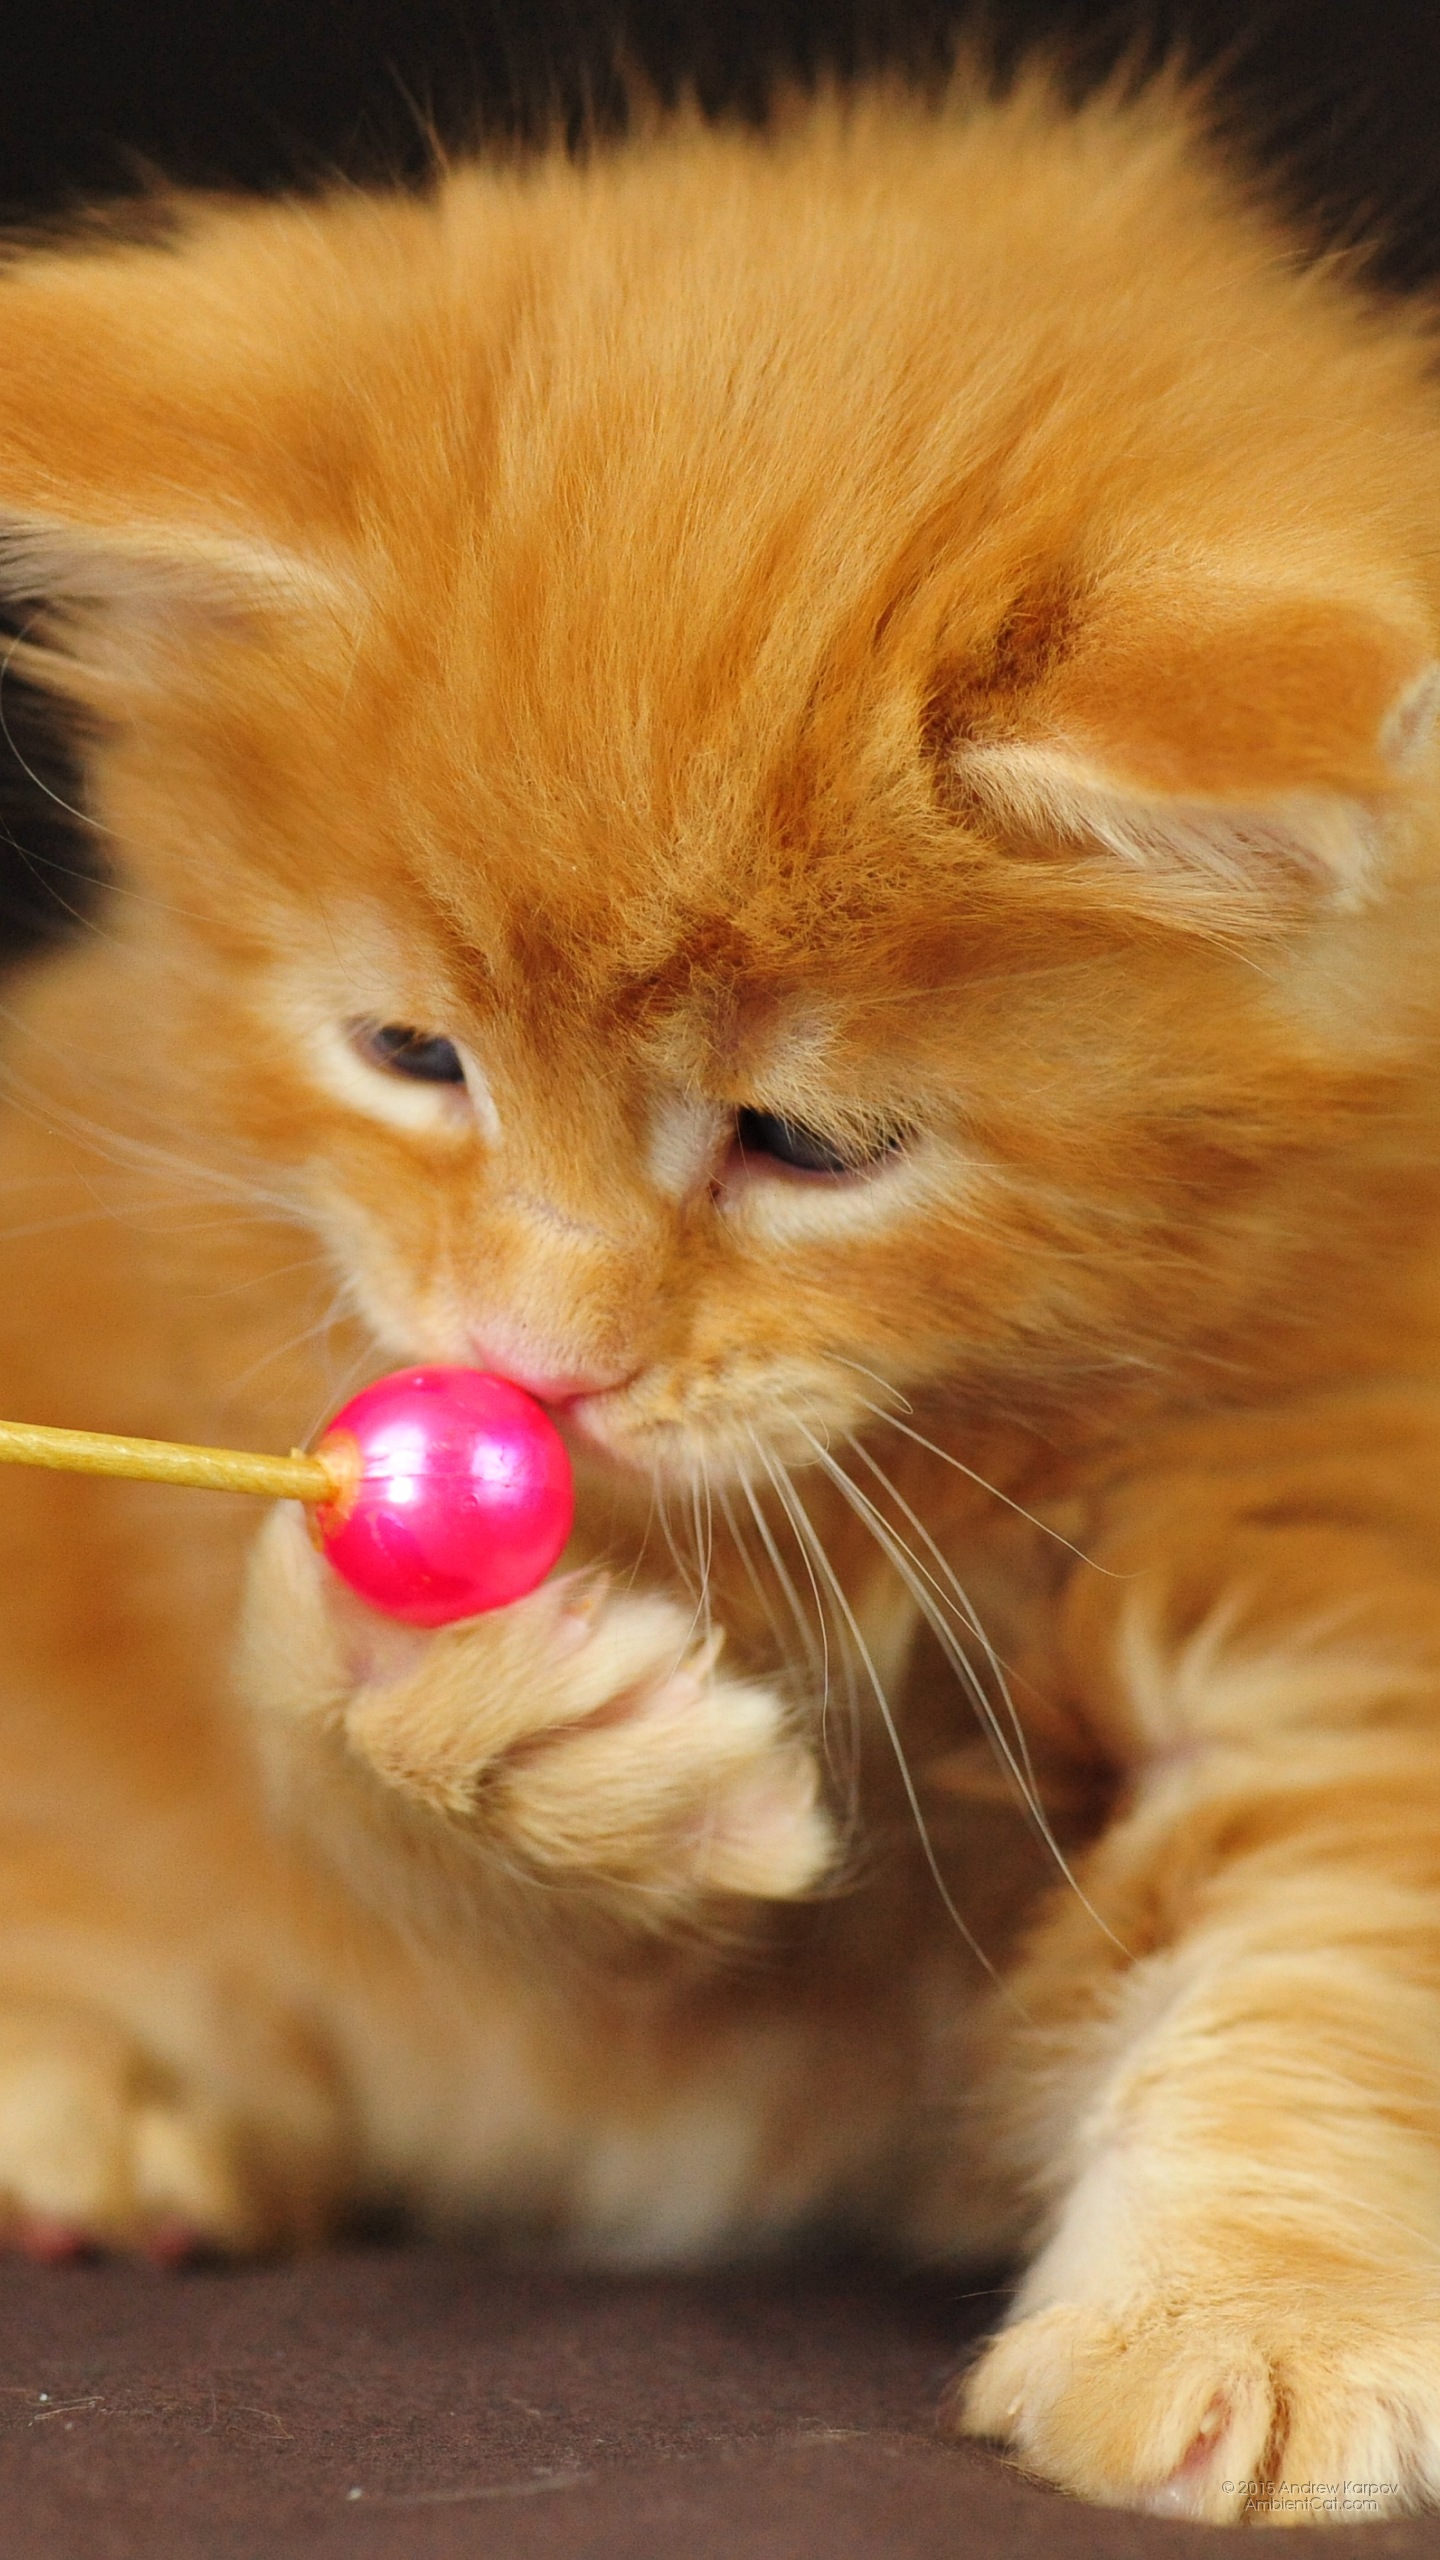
[949,588,1440,918]
[0,510,345,703]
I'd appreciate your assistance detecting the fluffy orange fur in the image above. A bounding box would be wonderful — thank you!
[0,74,1436,2525]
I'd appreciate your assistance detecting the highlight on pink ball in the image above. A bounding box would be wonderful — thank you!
[313,1367,574,1627]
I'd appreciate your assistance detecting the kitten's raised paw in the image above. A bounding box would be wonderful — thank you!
[0,1998,306,2261]
[241,1503,836,1908]
[957,2279,1440,2525]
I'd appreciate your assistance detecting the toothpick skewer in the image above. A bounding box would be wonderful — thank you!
[0,1370,575,1626]
[0,1417,339,1504]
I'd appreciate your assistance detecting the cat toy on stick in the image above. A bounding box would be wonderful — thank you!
[0,1367,574,1627]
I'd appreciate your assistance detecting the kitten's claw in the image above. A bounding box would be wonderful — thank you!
[956,2265,1440,2524]
[241,1502,835,1908]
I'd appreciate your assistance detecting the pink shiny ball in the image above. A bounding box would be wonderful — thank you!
[313,1367,574,1627]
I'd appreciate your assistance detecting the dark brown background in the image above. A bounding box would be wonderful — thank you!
[3,3,1440,2551]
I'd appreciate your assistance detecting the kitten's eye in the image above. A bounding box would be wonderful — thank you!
[734,1107,900,1177]
[350,1022,467,1084]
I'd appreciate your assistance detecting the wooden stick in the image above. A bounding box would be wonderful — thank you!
[0,1417,338,1504]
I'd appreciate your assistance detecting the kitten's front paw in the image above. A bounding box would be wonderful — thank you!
[0,1997,328,2262]
[957,2246,1440,2525]
[240,1504,835,1906]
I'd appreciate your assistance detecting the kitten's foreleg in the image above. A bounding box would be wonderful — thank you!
[958,1650,1440,2522]
[0,1991,338,2260]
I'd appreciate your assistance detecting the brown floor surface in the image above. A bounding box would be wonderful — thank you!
[0,2248,1437,2558]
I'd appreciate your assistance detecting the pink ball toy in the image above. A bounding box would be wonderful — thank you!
[313,1367,574,1627]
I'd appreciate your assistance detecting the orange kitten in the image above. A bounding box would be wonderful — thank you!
[0,73,1437,2525]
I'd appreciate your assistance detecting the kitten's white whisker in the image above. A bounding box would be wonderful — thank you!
[0,1033,313,1229]
[830,1355,914,1416]
[0,1203,216,1247]
[801,1423,1126,1956]
[802,1423,1020,1784]
[0,619,108,837]
[295,1308,380,1445]
[0,618,259,935]
[842,1431,1040,1800]
[772,1415,1012,1992]
[625,1474,662,1596]
[843,1390,1117,1573]
[655,1483,711,1653]
[0,808,105,941]
[714,1479,798,1683]
[0,1092,308,1230]
[758,1443,859,1824]
[0,1161,301,1220]
[690,1471,715,1657]
[737,1462,823,1677]
[653,1484,688,1593]
[225,1277,362,1404]
[194,1251,338,1303]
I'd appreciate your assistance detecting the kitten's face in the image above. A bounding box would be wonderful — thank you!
[169,700,1133,1480]
[239,807,1148,1479]
[6,95,1440,1480]
[124,549,1429,1488]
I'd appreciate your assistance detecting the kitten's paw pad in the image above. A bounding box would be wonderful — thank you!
[957,2290,1440,2524]
[0,2003,290,2260]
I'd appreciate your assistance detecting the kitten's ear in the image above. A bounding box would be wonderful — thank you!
[0,508,344,705]
[950,587,1440,917]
